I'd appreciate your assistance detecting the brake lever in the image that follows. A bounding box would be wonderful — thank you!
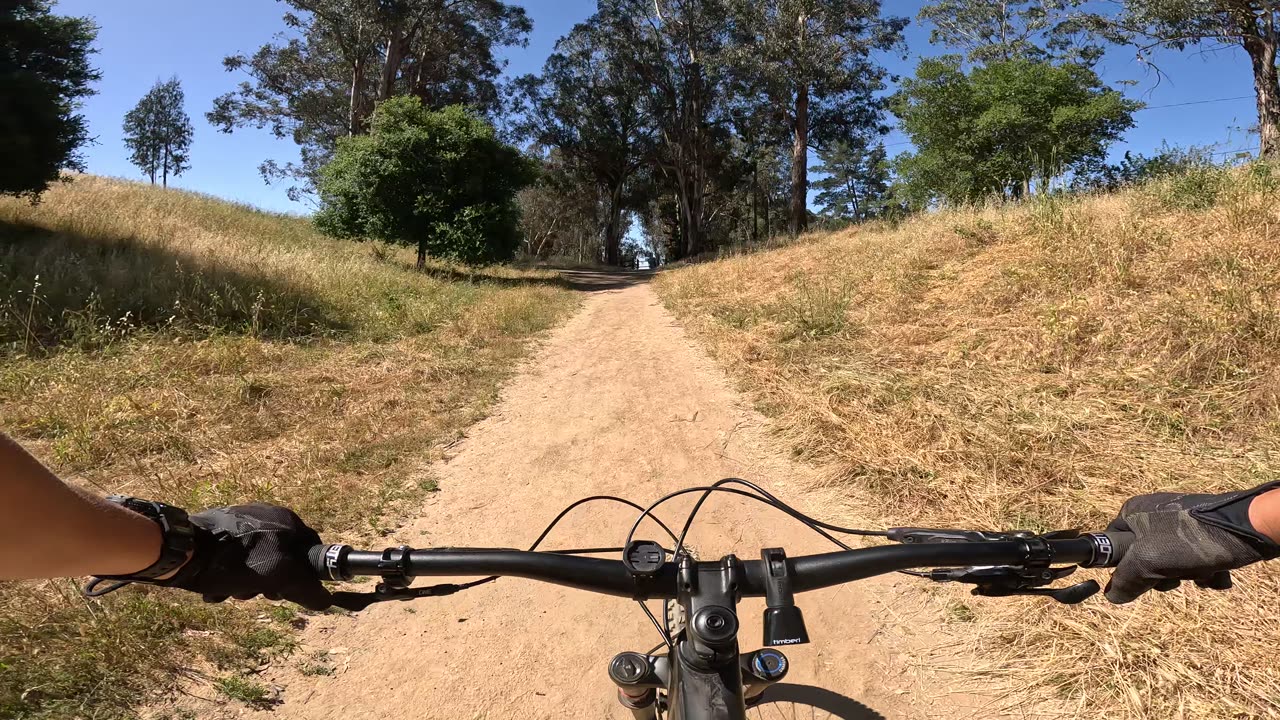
[972,580,1101,605]
[326,582,470,612]
[918,565,1100,604]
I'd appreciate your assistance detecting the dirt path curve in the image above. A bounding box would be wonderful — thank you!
[253,272,1052,720]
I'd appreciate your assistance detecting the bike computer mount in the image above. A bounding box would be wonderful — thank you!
[889,528,1103,605]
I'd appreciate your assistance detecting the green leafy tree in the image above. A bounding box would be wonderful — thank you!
[919,0,1104,66]
[812,139,890,221]
[516,19,650,266]
[724,0,905,236]
[891,57,1140,207]
[315,97,536,266]
[207,0,530,198]
[123,76,193,187]
[0,0,99,199]
[1082,2,1280,157]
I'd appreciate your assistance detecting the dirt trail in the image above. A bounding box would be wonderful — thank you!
[250,273,1053,720]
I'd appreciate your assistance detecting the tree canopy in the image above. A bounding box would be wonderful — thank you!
[315,97,536,266]
[207,0,531,198]
[918,0,1104,66]
[0,0,99,200]
[725,0,905,235]
[123,76,193,187]
[892,57,1141,207]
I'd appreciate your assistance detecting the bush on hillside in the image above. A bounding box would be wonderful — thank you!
[315,98,537,267]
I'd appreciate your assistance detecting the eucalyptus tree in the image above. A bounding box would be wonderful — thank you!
[723,0,905,235]
[516,18,650,265]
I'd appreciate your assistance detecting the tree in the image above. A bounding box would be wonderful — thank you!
[314,97,536,266]
[812,139,890,221]
[598,0,731,260]
[1086,2,1280,158]
[919,0,1105,66]
[0,0,99,200]
[517,150,605,262]
[724,0,905,236]
[207,0,530,198]
[891,57,1140,206]
[517,19,650,266]
[123,77,193,187]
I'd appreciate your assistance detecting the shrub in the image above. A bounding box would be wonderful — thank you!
[315,98,537,267]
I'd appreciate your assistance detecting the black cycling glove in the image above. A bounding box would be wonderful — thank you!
[1105,482,1280,604]
[159,503,333,610]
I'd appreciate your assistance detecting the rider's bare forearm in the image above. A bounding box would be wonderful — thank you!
[0,432,163,580]
[1250,488,1280,544]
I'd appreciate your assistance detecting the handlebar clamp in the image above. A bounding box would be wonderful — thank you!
[377,546,414,590]
[1020,536,1054,579]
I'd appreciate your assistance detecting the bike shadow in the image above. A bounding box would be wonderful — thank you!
[752,683,886,720]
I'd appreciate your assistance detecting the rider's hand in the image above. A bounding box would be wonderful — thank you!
[1105,483,1280,604]
[160,504,333,610]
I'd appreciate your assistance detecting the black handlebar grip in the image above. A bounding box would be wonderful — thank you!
[1082,532,1134,568]
[309,544,353,581]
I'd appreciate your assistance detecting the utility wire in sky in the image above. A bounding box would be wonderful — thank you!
[1137,95,1253,111]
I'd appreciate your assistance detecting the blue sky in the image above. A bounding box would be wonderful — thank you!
[58,0,1263,215]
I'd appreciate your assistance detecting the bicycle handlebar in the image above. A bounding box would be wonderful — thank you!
[308,531,1133,602]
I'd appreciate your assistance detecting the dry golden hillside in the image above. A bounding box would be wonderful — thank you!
[0,176,578,719]
[656,166,1280,719]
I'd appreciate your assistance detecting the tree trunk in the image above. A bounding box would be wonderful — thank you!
[676,170,704,259]
[604,182,625,266]
[411,46,432,102]
[751,156,759,242]
[417,238,427,270]
[163,145,170,188]
[379,25,408,102]
[1243,35,1280,158]
[763,183,771,239]
[789,84,810,237]
[349,57,368,135]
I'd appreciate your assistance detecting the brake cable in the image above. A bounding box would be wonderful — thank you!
[625,479,891,645]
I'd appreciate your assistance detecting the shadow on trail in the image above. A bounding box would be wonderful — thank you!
[420,267,649,293]
[752,684,887,720]
[423,264,576,290]
[558,269,654,292]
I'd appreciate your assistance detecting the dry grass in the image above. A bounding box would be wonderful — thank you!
[655,165,1280,719]
[0,176,578,719]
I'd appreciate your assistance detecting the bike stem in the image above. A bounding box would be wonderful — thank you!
[609,553,792,720]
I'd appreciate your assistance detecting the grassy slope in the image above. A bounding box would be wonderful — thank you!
[0,176,579,719]
[655,167,1280,719]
